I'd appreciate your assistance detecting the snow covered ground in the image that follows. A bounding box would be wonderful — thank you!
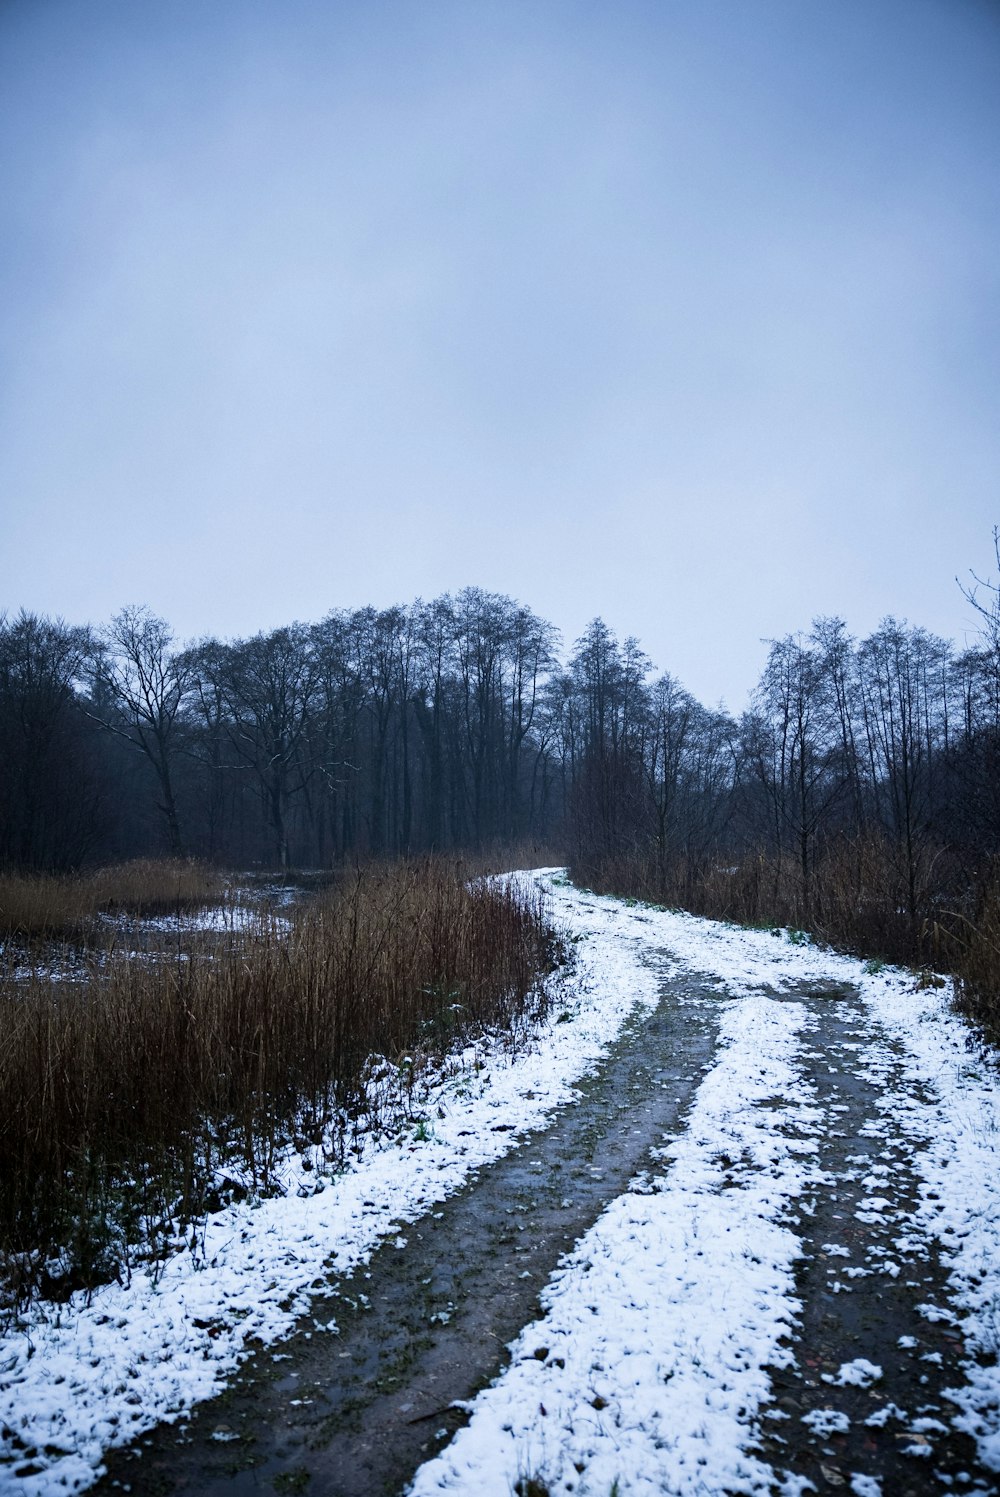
[409,884,1000,1495]
[3,872,1000,1495]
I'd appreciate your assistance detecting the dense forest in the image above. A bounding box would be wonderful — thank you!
[0,592,564,870]
[4,555,1000,999]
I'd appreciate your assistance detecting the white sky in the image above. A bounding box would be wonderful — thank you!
[2,0,998,707]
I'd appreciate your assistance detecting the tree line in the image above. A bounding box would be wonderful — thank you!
[0,590,563,871]
[3,554,1000,973]
[567,614,998,928]
[560,539,1000,985]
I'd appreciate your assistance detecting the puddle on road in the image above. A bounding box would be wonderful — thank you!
[95,967,723,1497]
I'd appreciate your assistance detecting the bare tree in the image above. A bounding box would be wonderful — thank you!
[219,625,317,869]
[646,674,696,883]
[960,526,1000,655]
[569,620,650,864]
[0,611,98,868]
[310,612,367,863]
[412,595,458,850]
[91,606,191,856]
[856,619,950,920]
[747,633,844,915]
[502,604,559,839]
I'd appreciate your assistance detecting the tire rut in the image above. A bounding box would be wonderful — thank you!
[761,983,995,1495]
[95,967,721,1497]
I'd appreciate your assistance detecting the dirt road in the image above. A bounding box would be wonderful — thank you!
[94,952,995,1496]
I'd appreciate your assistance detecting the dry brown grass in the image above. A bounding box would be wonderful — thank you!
[0,859,560,1308]
[0,859,223,942]
[574,835,963,958]
[573,836,1000,1040]
[946,879,1000,1046]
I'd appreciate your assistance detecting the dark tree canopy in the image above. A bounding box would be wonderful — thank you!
[3,553,1000,959]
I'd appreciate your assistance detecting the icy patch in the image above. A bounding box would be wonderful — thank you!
[117,901,291,934]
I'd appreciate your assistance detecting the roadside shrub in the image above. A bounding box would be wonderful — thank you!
[951,878,1000,1046]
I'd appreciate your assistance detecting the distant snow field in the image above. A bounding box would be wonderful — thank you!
[3,872,1000,1495]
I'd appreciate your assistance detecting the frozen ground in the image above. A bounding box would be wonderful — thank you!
[3,872,1000,1495]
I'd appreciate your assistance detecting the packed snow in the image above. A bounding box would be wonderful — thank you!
[4,870,1000,1495]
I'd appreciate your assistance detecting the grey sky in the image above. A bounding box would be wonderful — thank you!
[2,0,998,708]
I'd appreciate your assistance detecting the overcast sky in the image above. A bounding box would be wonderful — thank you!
[2,0,998,707]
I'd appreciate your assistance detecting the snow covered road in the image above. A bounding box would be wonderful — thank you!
[5,873,1000,1495]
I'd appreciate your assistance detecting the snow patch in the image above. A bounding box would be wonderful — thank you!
[821,1358,883,1388]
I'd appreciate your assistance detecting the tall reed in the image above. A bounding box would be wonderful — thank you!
[0,859,222,942]
[0,860,559,1309]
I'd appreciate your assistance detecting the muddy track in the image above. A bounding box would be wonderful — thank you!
[94,967,999,1497]
[96,967,721,1496]
[760,985,993,1495]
